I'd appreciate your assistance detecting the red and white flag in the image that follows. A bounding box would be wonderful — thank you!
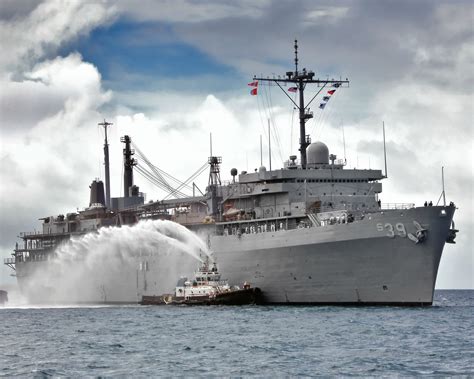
[248,80,258,95]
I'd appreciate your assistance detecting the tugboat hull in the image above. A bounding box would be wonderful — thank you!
[140,287,262,306]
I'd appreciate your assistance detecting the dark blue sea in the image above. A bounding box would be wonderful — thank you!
[1,290,473,377]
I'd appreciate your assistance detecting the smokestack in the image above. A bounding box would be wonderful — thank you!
[121,135,136,197]
[89,179,105,206]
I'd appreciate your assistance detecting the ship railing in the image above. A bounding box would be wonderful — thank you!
[20,231,42,237]
[381,203,415,210]
[19,230,66,237]
[218,216,302,236]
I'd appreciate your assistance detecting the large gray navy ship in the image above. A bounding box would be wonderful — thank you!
[4,41,458,305]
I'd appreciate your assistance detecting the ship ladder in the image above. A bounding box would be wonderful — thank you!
[307,213,320,227]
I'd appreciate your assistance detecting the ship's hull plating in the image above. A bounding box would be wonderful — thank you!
[14,206,454,305]
[212,206,454,305]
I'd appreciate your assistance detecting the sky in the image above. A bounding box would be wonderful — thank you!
[0,0,472,289]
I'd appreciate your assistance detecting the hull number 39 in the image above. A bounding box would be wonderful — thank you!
[376,223,407,238]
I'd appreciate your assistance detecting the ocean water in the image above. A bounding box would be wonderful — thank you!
[1,290,473,377]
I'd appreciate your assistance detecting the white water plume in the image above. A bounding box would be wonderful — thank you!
[23,220,211,305]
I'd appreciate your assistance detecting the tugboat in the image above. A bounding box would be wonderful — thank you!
[141,259,262,305]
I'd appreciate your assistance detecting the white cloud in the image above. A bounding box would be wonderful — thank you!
[0,0,116,75]
[0,54,111,133]
[114,0,269,23]
[0,54,112,225]
[27,54,112,121]
[303,6,349,26]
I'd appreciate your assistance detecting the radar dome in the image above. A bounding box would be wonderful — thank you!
[307,141,329,165]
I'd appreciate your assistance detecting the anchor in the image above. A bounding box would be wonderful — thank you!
[446,220,458,244]
[408,220,428,244]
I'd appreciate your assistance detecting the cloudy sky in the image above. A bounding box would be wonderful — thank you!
[0,0,472,289]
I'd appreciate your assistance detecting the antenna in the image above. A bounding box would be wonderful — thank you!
[209,132,213,157]
[268,119,272,171]
[383,121,388,178]
[260,135,263,166]
[98,119,113,208]
[442,166,446,206]
[342,122,347,164]
[294,39,299,74]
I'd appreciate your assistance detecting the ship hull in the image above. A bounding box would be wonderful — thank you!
[13,206,454,305]
[211,206,454,305]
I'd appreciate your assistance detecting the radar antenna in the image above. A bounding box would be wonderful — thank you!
[252,40,349,169]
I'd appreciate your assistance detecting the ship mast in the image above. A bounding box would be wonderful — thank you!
[253,40,349,169]
[98,119,113,208]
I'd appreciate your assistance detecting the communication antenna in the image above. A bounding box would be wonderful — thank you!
[98,119,113,208]
[209,132,213,157]
[260,135,263,166]
[383,121,388,178]
[442,166,446,206]
[294,39,299,74]
[268,119,272,171]
[342,122,347,164]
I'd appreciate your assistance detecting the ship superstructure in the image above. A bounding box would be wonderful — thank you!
[4,41,458,305]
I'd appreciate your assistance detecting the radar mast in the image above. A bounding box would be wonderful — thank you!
[98,119,113,208]
[253,40,349,169]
